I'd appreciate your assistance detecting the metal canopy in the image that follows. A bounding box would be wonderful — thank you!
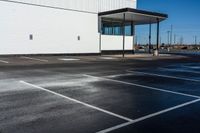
[98,8,168,25]
[99,8,168,57]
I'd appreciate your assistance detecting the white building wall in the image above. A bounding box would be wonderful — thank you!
[0,0,137,55]
[2,0,137,13]
[0,1,99,55]
[98,0,137,12]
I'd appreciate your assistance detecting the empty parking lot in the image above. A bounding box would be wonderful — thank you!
[0,54,200,133]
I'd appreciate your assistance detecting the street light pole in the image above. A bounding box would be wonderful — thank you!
[170,25,173,45]
[167,31,170,45]
[195,36,197,45]
[174,34,176,45]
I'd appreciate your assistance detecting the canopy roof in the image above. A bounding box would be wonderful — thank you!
[98,8,168,25]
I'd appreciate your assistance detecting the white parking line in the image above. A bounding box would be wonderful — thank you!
[19,80,133,122]
[134,58,154,61]
[0,60,9,64]
[99,57,118,60]
[20,77,200,133]
[104,73,134,78]
[97,98,200,133]
[160,68,200,74]
[183,65,200,69]
[127,70,200,82]
[21,56,48,62]
[84,74,200,99]
[58,58,80,61]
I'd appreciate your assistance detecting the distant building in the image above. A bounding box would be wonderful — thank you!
[0,0,167,55]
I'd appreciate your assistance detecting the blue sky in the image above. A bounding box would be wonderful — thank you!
[136,0,200,44]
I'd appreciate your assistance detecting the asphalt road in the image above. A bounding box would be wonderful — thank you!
[0,54,200,133]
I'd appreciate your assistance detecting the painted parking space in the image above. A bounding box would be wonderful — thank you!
[99,57,119,60]
[0,80,126,133]
[13,71,200,133]
[0,59,9,64]
[92,62,200,98]
[101,71,200,96]
[161,63,200,72]
[0,56,90,66]
[0,55,200,133]
[126,63,200,81]
[0,57,48,66]
[35,56,91,64]
[111,101,200,133]
[159,67,200,80]
[20,56,49,62]
[127,70,200,82]
[20,74,196,121]
[58,58,80,61]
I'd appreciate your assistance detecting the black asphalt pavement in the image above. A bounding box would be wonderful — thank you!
[0,54,200,133]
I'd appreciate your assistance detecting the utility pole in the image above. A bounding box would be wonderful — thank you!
[167,31,170,45]
[170,25,173,45]
[180,36,183,45]
[174,34,176,45]
[195,36,197,45]
[135,35,138,46]
[160,36,162,46]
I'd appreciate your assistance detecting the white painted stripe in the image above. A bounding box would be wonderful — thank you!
[97,99,200,133]
[0,60,9,64]
[58,58,80,61]
[21,56,48,62]
[127,70,200,82]
[160,68,200,74]
[134,58,154,61]
[19,80,133,122]
[84,74,200,99]
[97,122,131,133]
[183,65,200,69]
[99,57,118,60]
[104,73,133,78]
[86,70,122,75]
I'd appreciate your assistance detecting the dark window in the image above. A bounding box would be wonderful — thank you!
[113,22,123,35]
[125,22,132,36]
[102,20,133,36]
[77,36,80,41]
[29,34,33,40]
[102,22,113,35]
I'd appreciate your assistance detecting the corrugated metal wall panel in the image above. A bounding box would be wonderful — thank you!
[5,0,137,13]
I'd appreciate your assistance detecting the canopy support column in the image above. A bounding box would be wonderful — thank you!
[99,19,102,56]
[156,18,160,51]
[149,23,152,54]
[131,21,135,54]
[122,13,126,58]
